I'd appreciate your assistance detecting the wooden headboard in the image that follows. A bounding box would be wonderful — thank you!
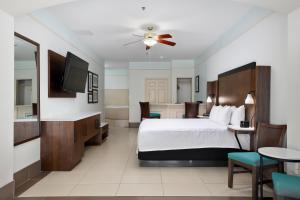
[218,62,255,107]
[216,62,270,125]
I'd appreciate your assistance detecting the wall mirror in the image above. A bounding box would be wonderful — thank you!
[14,33,40,146]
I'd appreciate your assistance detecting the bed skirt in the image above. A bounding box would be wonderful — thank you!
[138,148,246,166]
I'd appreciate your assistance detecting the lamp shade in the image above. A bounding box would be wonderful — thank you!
[206,96,213,103]
[245,93,254,104]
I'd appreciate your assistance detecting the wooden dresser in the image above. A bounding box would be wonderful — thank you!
[41,112,101,171]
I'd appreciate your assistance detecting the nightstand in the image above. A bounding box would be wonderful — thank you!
[228,125,255,150]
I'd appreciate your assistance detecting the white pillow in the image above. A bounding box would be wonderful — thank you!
[215,106,232,125]
[209,105,217,120]
[230,105,245,126]
[209,105,221,121]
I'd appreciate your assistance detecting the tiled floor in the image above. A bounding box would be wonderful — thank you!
[19,127,272,197]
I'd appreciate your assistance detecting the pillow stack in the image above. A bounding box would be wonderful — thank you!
[209,105,245,126]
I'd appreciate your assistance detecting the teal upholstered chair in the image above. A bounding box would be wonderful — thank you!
[272,172,300,200]
[228,123,287,200]
[139,102,160,121]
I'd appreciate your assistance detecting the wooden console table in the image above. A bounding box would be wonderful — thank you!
[41,112,102,171]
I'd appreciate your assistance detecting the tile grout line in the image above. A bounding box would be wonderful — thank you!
[115,139,133,196]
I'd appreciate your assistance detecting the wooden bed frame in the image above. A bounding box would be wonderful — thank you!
[138,62,271,165]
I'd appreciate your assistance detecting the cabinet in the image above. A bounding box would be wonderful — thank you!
[41,112,101,171]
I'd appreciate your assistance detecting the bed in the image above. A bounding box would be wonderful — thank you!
[137,62,271,165]
[137,118,249,164]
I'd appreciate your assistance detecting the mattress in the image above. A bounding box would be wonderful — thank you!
[138,118,250,152]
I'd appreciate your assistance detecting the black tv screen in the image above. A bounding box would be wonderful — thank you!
[63,52,89,93]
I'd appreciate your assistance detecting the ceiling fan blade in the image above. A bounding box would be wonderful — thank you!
[158,39,176,46]
[123,39,142,46]
[132,34,144,38]
[146,45,151,50]
[157,34,172,39]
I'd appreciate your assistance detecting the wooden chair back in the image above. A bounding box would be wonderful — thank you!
[139,102,150,121]
[32,103,38,116]
[254,123,287,151]
[184,102,199,118]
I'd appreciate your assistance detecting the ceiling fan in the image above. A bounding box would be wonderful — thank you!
[123,26,176,50]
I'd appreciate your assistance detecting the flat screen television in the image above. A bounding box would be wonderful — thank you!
[62,52,89,93]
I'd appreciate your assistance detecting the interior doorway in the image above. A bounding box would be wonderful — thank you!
[177,78,192,103]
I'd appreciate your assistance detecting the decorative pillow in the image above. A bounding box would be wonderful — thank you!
[230,105,245,126]
[216,106,232,125]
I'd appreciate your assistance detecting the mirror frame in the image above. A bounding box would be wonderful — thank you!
[14,32,41,146]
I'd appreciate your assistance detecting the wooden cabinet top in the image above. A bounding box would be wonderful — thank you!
[42,111,101,122]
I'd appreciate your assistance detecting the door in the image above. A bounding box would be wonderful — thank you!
[177,78,192,103]
[145,79,168,104]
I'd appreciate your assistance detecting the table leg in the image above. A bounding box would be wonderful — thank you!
[234,131,243,150]
[260,155,264,199]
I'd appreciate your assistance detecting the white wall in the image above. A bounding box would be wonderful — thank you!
[128,61,195,122]
[129,68,171,122]
[14,139,40,172]
[195,13,288,124]
[171,60,195,103]
[0,9,14,188]
[105,68,128,90]
[13,15,105,172]
[287,7,300,174]
[194,58,207,102]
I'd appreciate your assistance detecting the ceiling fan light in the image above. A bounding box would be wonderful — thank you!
[143,38,157,47]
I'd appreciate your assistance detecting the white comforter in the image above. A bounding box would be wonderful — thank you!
[138,118,250,152]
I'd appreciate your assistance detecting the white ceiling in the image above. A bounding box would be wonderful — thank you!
[0,0,77,16]
[44,0,255,61]
[2,0,300,62]
[232,0,300,13]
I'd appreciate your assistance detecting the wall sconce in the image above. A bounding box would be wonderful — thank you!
[244,92,255,127]
[245,93,254,105]
[206,96,213,103]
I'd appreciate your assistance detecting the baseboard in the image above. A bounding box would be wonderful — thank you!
[0,181,14,200]
[129,122,140,128]
[14,160,41,191]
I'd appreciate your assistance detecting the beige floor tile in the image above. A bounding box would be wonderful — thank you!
[37,171,85,185]
[205,183,273,197]
[20,127,259,197]
[124,167,161,177]
[206,183,252,196]
[80,171,123,184]
[69,183,119,196]
[196,167,229,184]
[196,167,252,184]
[163,183,211,196]
[121,174,162,183]
[117,184,163,196]
[161,168,202,183]
[20,183,75,197]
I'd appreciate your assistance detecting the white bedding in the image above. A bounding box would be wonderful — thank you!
[138,118,250,152]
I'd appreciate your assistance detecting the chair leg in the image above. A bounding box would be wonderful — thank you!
[228,159,234,188]
[278,162,284,173]
[252,167,259,200]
